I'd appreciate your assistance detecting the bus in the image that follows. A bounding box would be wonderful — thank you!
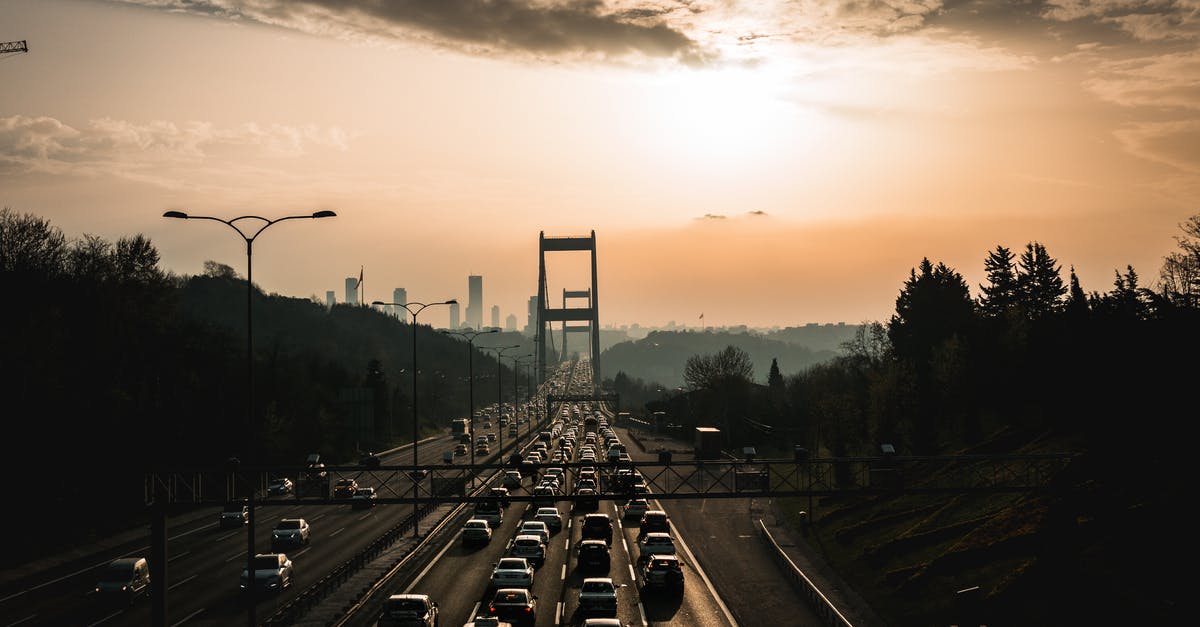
[451,418,469,441]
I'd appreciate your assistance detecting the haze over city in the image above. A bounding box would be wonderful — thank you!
[3,0,1198,327]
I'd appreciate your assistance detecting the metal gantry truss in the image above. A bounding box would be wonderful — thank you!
[145,453,1079,507]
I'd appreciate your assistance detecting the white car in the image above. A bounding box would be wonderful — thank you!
[239,553,292,593]
[533,507,563,533]
[270,518,310,550]
[508,535,546,568]
[518,520,551,545]
[503,471,523,488]
[490,557,535,589]
[462,519,493,547]
[638,533,677,562]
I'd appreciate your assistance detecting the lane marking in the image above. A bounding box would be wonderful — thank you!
[216,530,240,542]
[564,538,569,551]
[404,524,459,593]
[169,607,204,627]
[651,498,738,627]
[638,601,648,626]
[330,527,345,537]
[5,614,37,626]
[621,538,628,554]
[356,511,373,521]
[167,574,198,591]
[85,610,122,627]
[470,601,481,619]
[310,513,327,521]
[628,564,637,580]
[167,551,190,563]
[223,551,244,563]
[561,564,566,580]
[556,601,563,625]
[290,547,311,559]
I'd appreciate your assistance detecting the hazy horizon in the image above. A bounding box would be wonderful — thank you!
[3,0,1197,328]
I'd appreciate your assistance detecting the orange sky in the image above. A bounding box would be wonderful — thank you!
[2,0,1197,327]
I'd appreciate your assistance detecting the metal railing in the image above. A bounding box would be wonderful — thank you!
[757,519,853,627]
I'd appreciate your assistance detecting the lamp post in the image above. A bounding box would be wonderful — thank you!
[511,355,533,438]
[442,327,498,484]
[480,344,520,454]
[373,299,455,537]
[164,208,335,627]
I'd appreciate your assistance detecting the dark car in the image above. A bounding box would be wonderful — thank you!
[637,510,670,539]
[581,513,613,545]
[378,593,439,627]
[576,540,611,572]
[488,588,537,627]
[360,453,381,468]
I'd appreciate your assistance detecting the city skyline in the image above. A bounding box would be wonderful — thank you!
[2,1,1198,327]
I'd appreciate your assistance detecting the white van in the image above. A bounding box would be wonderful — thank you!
[96,557,150,604]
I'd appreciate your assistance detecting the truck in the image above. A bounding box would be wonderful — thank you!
[694,427,722,460]
[451,418,469,438]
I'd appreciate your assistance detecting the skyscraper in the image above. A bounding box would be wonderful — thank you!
[326,290,335,309]
[466,275,483,329]
[505,313,517,332]
[393,287,408,321]
[345,277,358,306]
[525,295,538,336]
[449,301,461,329]
[491,305,500,329]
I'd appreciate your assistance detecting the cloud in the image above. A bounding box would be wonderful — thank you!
[1083,49,1200,110]
[0,114,350,183]
[748,210,768,216]
[1113,119,1200,172]
[116,0,712,66]
[700,213,727,219]
[1041,0,1200,42]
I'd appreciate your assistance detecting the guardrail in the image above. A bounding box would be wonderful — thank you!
[756,518,853,627]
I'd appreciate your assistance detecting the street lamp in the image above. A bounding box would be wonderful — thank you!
[164,208,335,627]
[480,344,521,454]
[512,355,534,439]
[373,299,455,537]
[442,327,498,484]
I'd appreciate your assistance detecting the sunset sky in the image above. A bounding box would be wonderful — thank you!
[2,0,1198,328]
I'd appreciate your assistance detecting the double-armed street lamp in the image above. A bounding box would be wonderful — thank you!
[163,208,335,627]
[512,355,534,438]
[442,327,498,483]
[480,344,521,454]
[373,299,455,537]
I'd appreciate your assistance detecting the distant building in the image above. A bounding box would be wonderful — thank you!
[466,275,483,329]
[525,295,537,336]
[505,313,517,332]
[325,290,335,309]
[449,301,461,329]
[491,305,500,329]
[393,287,408,321]
[345,277,358,306]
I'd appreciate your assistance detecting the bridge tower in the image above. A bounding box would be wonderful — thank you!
[537,231,601,390]
[561,288,592,360]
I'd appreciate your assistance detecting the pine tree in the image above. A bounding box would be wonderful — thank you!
[1066,265,1090,318]
[979,245,1019,317]
[768,358,784,392]
[1016,242,1066,318]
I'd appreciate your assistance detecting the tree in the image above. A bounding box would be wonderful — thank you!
[888,257,975,365]
[767,358,784,392]
[684,345,754,391]
[1066,265,1090,319]
[979,245,1019,317]
[1158,213,1200,308]
[1016,241,1066,318]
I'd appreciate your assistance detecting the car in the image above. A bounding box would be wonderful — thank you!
[462,519,493,547]
[360,452,382,468]
[95,557,150,605]
[475,500,504,527]
[270,518,310,550]
[518,520,551,545]
[487,433,497,442]
[508,535,546,568]
[576,539,611,572]
[581,513,613,545]
[455,443,469,456]
[531,486,556,507]
[220,501,248,528]
[334,478,359,498]
[488,588,537,627]
[491,557,535,589]
[378,593,440,627]
[351,487,378,509]
[574,478,597,492]
[267,477,294,496]
[502,470,522,488]
[638,510,671,539]
[577,577,619,616]
[638,532,677,563]
[533,507,563,533]
[489,487,511,507]
[443,451,455,464]
[465,617,513,627]
[623,498,650,521]
[239,553,292,594]
[639,554,684,592]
